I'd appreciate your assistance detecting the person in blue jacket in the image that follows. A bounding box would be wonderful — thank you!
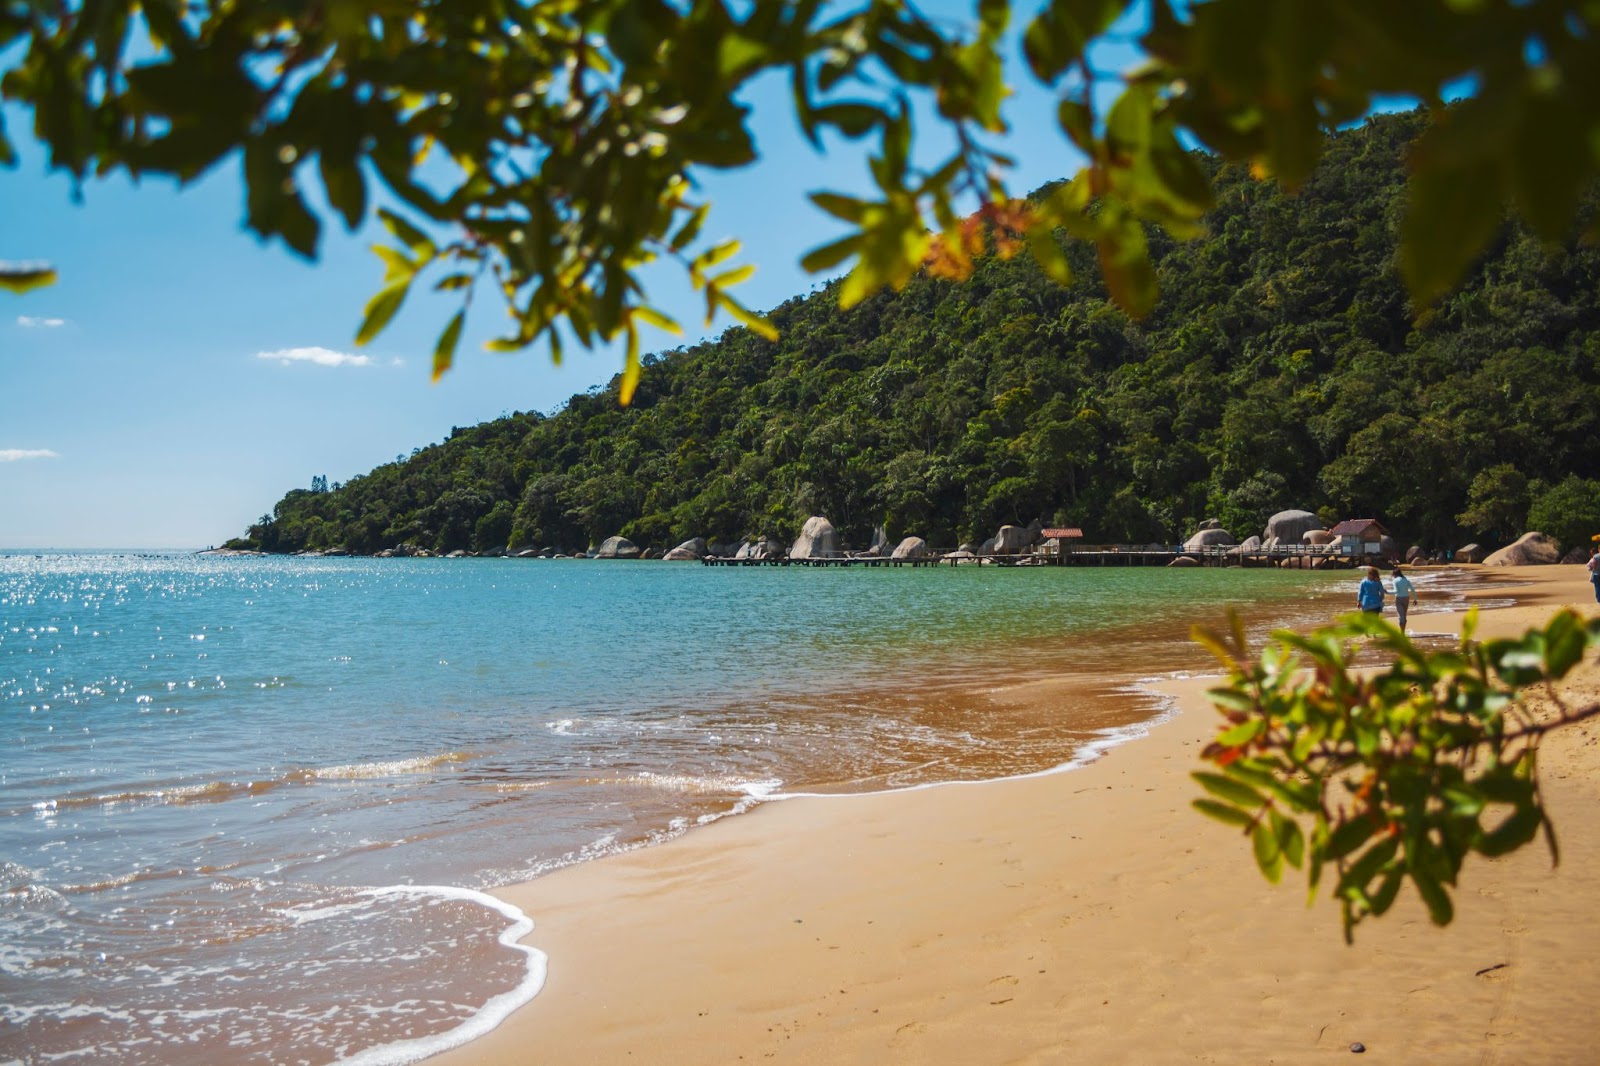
[1357,566,1386,614]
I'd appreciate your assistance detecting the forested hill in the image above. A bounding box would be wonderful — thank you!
[239,109,1600,558]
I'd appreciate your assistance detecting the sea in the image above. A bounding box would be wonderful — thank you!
[0,551,1462,1064]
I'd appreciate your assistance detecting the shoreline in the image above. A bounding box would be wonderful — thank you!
[434,564,1600,1065]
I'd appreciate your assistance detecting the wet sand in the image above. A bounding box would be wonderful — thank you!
[435,564,1600,1065]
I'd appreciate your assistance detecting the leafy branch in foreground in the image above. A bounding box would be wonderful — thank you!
[7,3,1600,392]
[1192,609,1600,941]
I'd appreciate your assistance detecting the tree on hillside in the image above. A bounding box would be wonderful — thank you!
[6,1,1600,402]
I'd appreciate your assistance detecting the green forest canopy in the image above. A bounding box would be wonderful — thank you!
[235,110,1600,558]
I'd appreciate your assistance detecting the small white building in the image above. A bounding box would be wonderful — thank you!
[1327,518,1387,556]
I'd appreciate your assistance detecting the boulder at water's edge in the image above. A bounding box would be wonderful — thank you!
[790,517,841,560]
[891,536,928,560]
[1264,509,1324,545]
[1484,532,1560,566]
[595,535,642,559]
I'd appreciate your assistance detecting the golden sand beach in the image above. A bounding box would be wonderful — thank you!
[437,565,1600,1065]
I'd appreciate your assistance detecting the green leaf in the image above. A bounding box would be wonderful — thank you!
[1193,771,1266,808]
[431,309,464,383]
[1368,867,1404,916]
[1216,717,1265,747]
[717,33,768,78]
[1096,211,1157,317]
[1337,835,1399,899]
[1027,225,1073,285]
[372,245,417,283]
[1193,798,1255,829]
[0,265,59,294]
[619,323,641,406]
[433,273,474,292]
[377,208,435,258]
[356,280,409,347]
[669,204,710,254]
[633,305,682,335]
[714,291,779,341]
[1411,866,1454,926]
[1541,610,1587,680]
[320,152,367,230]
[711,264,756,288]
[1274,811,1305,869]
[812,103,883,138]
[693,240,741,272]
[1399,155,1501,307]
[810,192,868,223]
[800,234,863,274]
[1023,0,1129,82]
[1252,820,1284,883]
[1326,816,1377,860]
[1475,804,1542,857]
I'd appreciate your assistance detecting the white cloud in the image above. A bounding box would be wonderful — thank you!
[17,316,67,328]
[390,356,407,367]
[256,346,373,368]
[0,449,59,462]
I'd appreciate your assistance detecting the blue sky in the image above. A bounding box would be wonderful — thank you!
[1,7,1111,549]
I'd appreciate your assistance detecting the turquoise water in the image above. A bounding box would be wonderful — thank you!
[1,552,1363,1064]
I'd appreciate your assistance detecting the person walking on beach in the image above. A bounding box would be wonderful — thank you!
[1390,565,1416,632]
[1357,566,1386,615]
[1588,547,1600,604]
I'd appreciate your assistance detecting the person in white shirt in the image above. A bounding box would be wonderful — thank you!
[1588,547,1600,604]
[1390,566,1416,632]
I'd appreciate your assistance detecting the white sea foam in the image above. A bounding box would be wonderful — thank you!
[333,885,547,1066]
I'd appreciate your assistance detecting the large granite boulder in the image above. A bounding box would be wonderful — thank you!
[1264,509,1325,545]
[1304,529,1336,547]
[991,525,1035,555]
[1227,535,1263,556]
[790,517,840,560]
[891,536,929,560]
[1484,532,1560,567]
[1168,556,1201,567]
[1561,546,1590,564]
[1197,518,1222,531]
[666,537,708,560]
[1405,545,1425,563]
[978,536,999,556]
[868,526,890,556]
[958,541,983,555]
[595,535,642,559]
[1456,543,1487,563]
[1183,528,1236,551]
[1379,535,1400,560]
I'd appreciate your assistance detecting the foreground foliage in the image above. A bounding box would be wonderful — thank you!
[1193,609,1600,940]
[6,1,1600,386]
[236,111,1600,556]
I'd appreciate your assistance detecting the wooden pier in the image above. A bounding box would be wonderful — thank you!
[701,544,1353,569]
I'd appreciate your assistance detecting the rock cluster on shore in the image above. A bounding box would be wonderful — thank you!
[231,500,1588,571]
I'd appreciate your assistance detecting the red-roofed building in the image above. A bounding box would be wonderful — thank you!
[1328,519,1387,556]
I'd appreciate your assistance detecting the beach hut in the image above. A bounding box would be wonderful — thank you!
[1040,528,1083,558]
[1328,518,1387,557]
